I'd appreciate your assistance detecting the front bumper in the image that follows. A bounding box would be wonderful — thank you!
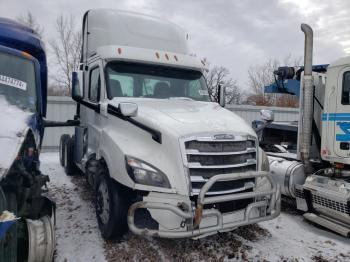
[127,171,281,238]
[295,178,350,237]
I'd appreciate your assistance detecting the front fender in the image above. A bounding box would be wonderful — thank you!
[0,127,31,179]
[98,128,135,188]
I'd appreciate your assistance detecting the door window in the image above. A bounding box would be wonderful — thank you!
[89,67,100,102]
[341,71,350,105]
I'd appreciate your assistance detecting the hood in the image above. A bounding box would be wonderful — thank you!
[110,98,256,138]
[0,96,31,179]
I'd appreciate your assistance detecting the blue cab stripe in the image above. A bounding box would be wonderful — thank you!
[322,112,350,121]
[327,118,350,121]
[323,113,350,116]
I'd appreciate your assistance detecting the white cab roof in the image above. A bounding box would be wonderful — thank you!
[83,9,189,59]
[328,56,350,69]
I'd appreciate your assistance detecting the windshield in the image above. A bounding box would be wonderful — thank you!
[0,51,36,112]
[106,62,210,102]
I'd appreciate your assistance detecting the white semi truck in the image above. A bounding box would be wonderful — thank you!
[260,24,350,237]
[60,9,280,239]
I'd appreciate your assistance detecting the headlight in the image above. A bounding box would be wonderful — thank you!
[125,156,171,188]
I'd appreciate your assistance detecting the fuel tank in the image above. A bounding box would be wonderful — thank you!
[268,156,306,198]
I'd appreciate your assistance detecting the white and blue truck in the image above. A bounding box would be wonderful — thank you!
[259,24,350,237]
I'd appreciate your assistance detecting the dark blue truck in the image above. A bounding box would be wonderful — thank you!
[0,18,55,262]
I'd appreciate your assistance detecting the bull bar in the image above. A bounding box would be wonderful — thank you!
[127,171,281,238]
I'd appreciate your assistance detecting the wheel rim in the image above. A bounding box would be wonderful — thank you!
[26,216,55,262]
[97,179,110,225]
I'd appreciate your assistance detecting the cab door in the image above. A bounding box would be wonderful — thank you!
[80,60,104,154]
[333,67,350,158]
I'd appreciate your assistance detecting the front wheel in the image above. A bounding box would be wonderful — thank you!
[95,169,128,239]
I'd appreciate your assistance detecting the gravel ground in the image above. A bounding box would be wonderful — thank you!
[41,152,350,262]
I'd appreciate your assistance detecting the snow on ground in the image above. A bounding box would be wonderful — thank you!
[40,153,106,262]
[249,212,350,261]
[40,152,350,262]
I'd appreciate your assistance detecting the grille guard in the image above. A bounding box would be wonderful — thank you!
[127,171,281,238]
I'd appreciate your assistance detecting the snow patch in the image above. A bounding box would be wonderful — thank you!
[40,153,107,262]
[250,212,350,261]
[0,95,31,178]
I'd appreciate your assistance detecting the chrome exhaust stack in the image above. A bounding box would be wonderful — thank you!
[300,23,314,174]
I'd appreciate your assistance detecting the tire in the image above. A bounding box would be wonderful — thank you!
[59,134,70,167]
[86,156,99,190]
[95,168,128,239]
[64,136,78,176]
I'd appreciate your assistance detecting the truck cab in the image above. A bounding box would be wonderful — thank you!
[60,9,280,239]
[0,18,55,262]
[261,25,350,236]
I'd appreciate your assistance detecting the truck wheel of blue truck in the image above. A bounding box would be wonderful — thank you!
[95,166,128,239]
[64,136,78,176]
[59,134,70,167]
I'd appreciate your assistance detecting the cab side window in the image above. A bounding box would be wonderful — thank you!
[89,67,100,102]
[341,71,350,105]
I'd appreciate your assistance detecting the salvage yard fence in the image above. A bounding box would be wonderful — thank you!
[42,96,299,150]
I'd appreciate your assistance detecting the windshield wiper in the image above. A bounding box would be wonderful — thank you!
[168,97,194,101]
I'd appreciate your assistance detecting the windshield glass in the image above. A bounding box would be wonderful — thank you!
[0,51,36,112]
[106,62,210,101]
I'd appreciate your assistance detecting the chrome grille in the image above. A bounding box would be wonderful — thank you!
[295,188,349,215]
[186,140,254,153]
[312,194,349,215]
[295,188,305,199]
[183,134,257,195]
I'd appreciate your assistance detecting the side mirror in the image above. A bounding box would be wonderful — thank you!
[218,85,226,107]
[119,102,138,117]
[72,71,83,102]
[260,109,274,123]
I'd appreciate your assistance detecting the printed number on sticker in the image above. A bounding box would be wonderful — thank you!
[0,74,27,91]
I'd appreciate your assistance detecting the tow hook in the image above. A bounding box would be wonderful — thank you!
[193,203,203,228]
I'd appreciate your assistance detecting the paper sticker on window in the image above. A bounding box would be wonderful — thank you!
[0,75,27,91]
[198,89,208,95]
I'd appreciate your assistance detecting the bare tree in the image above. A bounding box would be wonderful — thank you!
[16,11,44,37]
[246,55,301,107]
[204,62,242,104]
[49,14,81,95]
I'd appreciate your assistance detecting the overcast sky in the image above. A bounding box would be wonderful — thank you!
[1,0,349,89]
